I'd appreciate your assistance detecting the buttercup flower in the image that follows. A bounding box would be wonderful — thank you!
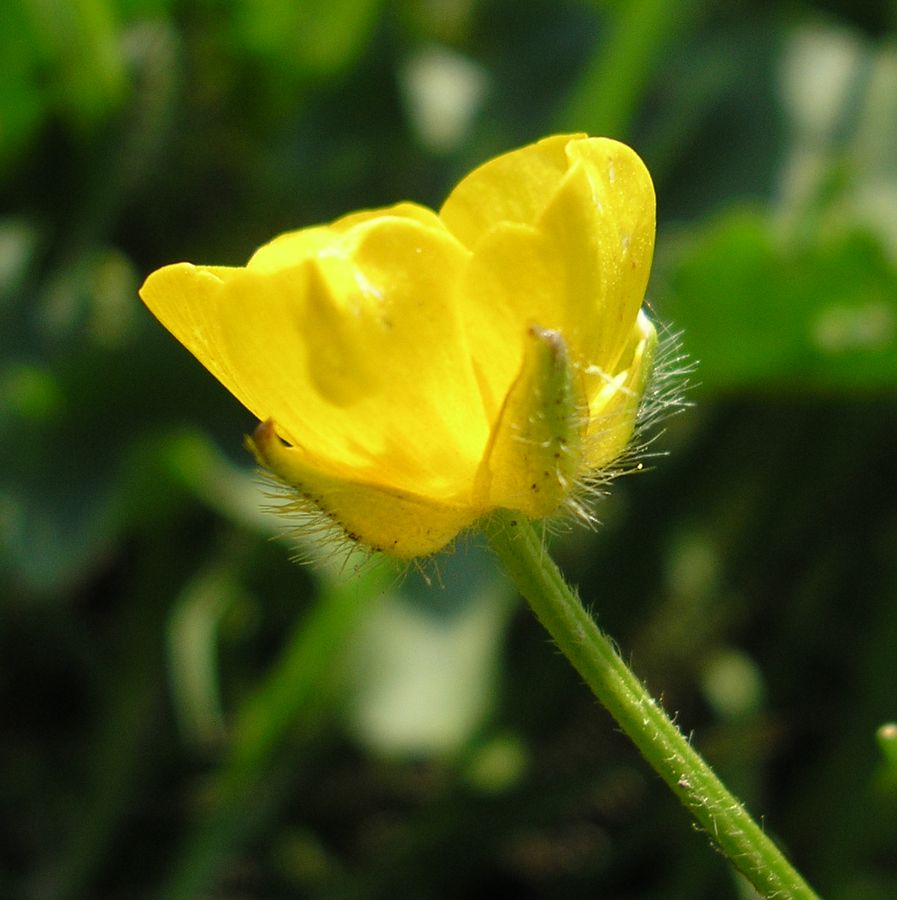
[140,134,656,558]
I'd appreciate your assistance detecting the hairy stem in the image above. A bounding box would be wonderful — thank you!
[485,511,819,899]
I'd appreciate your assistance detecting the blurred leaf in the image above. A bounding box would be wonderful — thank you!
[877,722,897,770]
[657,209,897,392]
[344,550,514,758]
[167,547,247,749]
[17,0,126,130]
[0,3,48,170]
[0,219,40,307]
[231,0,383,79]
[559,0,699,138]
[400,45,489,153]
[778,24,897,257]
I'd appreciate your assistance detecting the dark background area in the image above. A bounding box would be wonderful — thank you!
[2,1,896,898]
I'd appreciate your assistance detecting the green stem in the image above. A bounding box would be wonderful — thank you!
[557,0,700,138]
[484,510,819,900]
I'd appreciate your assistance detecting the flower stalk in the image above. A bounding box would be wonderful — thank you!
[484,509,819,899]
[138,131,817,892]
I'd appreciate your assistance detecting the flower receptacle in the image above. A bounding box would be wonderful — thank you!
[249,419,479,559]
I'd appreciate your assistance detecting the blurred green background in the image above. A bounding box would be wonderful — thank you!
[2,1,896,898]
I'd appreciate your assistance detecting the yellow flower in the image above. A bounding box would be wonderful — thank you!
[140,134,657,558]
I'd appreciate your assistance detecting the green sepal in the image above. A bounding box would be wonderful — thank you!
[484,325,587,517]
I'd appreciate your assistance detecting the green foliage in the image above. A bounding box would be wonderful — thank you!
[660,210,897,391]
[231,0,384,79]
[2,1,896,898]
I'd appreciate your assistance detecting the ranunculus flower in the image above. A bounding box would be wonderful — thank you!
[140,134,656,558]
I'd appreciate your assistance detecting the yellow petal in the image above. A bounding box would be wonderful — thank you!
[246,225,335,272]
[484,325,587,517]
[584,310,657,469]
[250,419,481,558]
[454,222,563,420]
[330,201,445,234]
[245,204,441,273]
[440,133,583,248]
[537,139,655,372]
[140,214,488,500]
[451,137,655,424]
